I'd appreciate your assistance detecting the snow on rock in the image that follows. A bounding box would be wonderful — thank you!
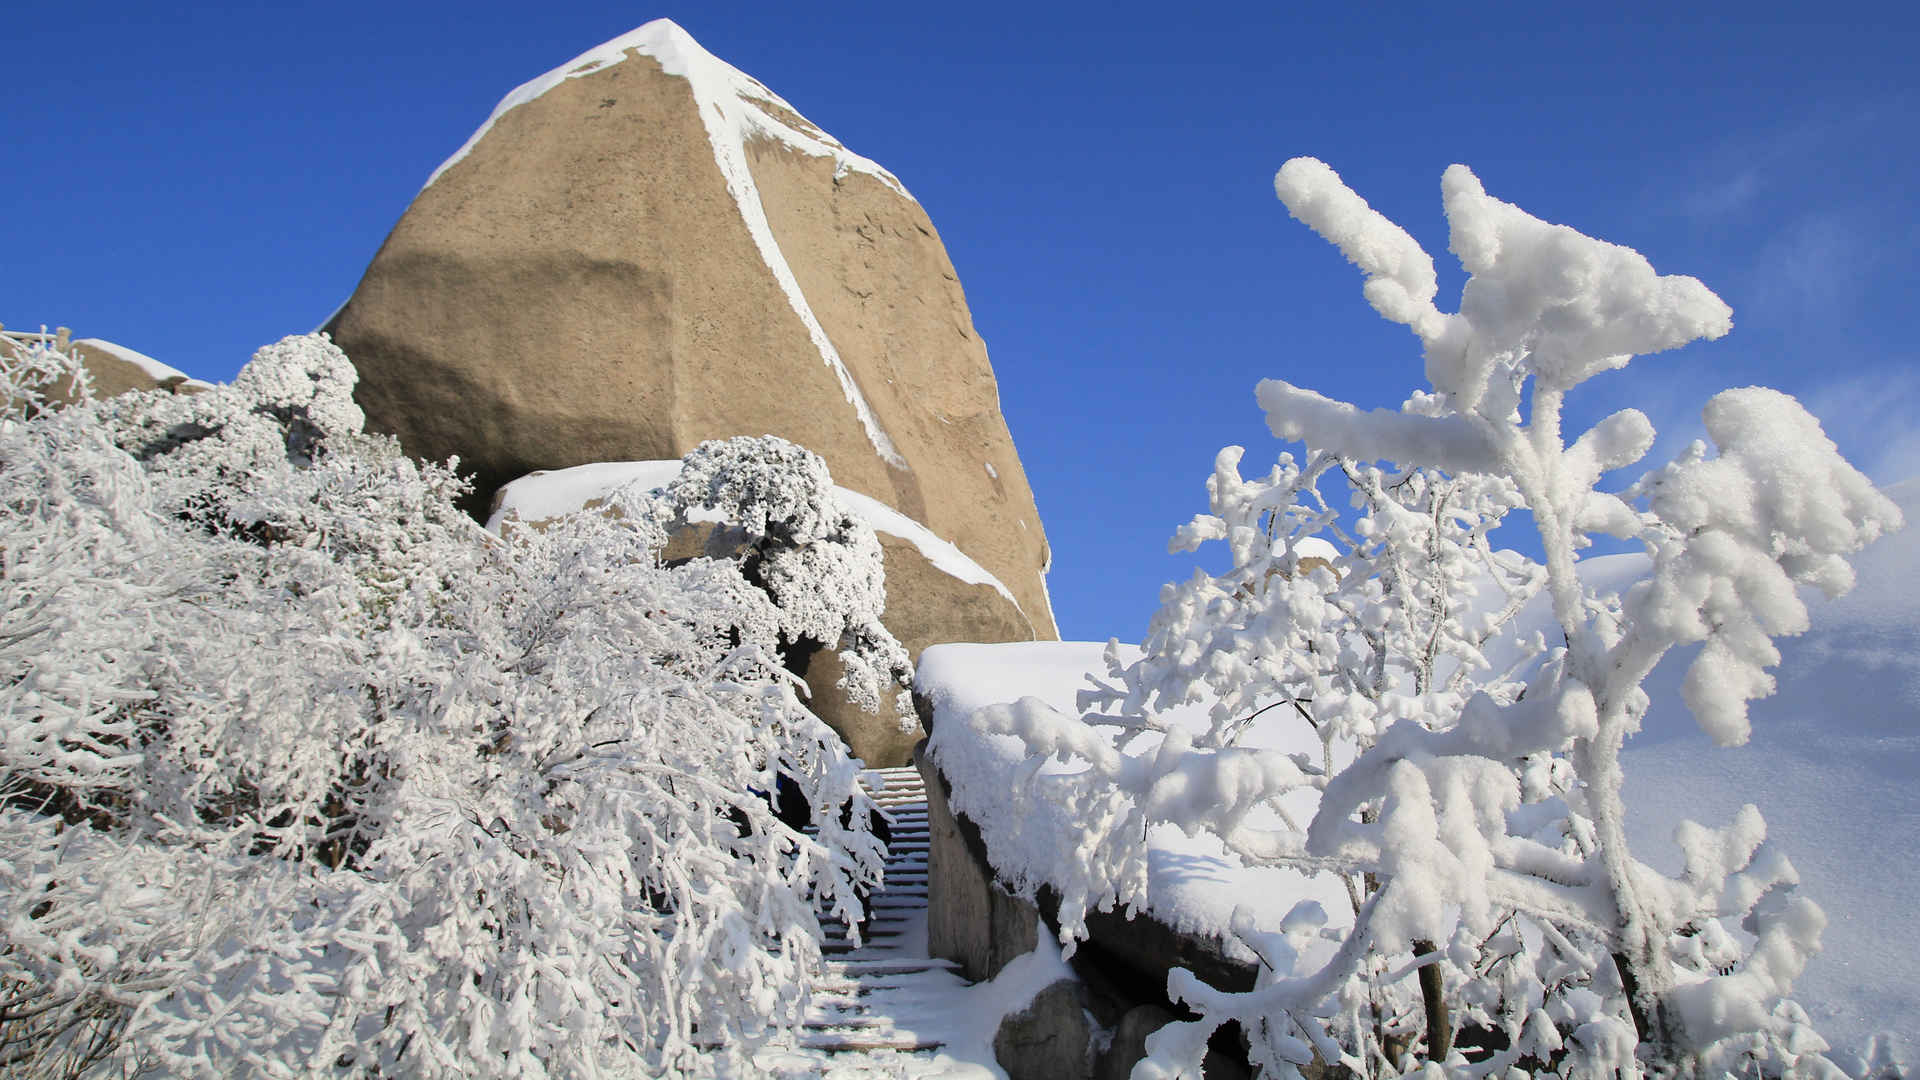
[487,460,1020,609]
[70,338,208,390]
[917,641,1352,962]
[425,19,903,196]
[485,461,684,531]
[425,18,905,469]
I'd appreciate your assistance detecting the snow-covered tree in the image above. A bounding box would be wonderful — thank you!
[967,160,1901,1077]
[0,334,884,1077]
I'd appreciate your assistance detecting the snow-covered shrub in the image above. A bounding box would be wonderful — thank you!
[968,161,1901,1077]
[0,334,883,1077]
[661,434,914,721]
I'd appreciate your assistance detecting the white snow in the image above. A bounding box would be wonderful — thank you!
[1274,158,1731,414]
[1452,480,1920,1066]
[71,338,211,390]
[486,460,1022,611]
[485,460,684,530]
[1293,535,1338,563]
[918,641,1352,961]
[831,488,1021,609]
[423,19,909,470]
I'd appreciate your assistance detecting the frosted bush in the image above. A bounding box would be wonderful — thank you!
[0,335,883,1077]
[663,434,914,720]
[966,161,1900,1077]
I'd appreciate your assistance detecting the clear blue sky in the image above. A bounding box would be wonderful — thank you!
[7,2,1916,641]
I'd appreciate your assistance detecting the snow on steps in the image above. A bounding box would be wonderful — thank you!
[755,766,966,1075]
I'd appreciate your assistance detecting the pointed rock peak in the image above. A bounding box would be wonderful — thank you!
[424,18,906,198]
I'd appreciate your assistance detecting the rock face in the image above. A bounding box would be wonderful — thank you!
[66,339,209,399]
[914,742,1042,982]
[325,18,1057,640]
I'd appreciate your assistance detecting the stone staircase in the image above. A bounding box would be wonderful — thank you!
[755,765,976,1076]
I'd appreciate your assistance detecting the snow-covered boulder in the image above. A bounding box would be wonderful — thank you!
[325,18,1057,640]
[1,330,209,406]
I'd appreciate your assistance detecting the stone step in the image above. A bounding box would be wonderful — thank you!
[827,956,957,976]
[795,1033,945,1053]
[779,770,953,1070]
[802,1011,895,1030]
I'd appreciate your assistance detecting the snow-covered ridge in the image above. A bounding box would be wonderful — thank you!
[72,338,212,390]
[486,460,1021,610]
[423,19,909,469]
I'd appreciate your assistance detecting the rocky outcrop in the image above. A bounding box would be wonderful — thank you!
[66,339,209,400]
[324,18,1057,641]
[3,328,208,407]
[994,979,1102,1080]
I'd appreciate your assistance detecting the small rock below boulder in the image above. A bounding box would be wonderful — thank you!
[995,977,1101,1080]
[791,640,918,766]
[1097,1005,1256,1080]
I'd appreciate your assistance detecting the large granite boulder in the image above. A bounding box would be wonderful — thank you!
[325,18,1057,640]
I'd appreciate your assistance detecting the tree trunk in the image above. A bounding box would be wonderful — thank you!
[1413,939,1451,1060]
[1579,732,1681,1059]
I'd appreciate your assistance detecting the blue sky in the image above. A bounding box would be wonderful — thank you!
[7,2,1916,641]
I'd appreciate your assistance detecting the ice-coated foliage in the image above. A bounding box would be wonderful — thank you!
[0,335,884,1077]
[963,161,1901,1078]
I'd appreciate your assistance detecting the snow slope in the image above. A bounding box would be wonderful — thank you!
[424,19,907,469]
[486,459,1020,609]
